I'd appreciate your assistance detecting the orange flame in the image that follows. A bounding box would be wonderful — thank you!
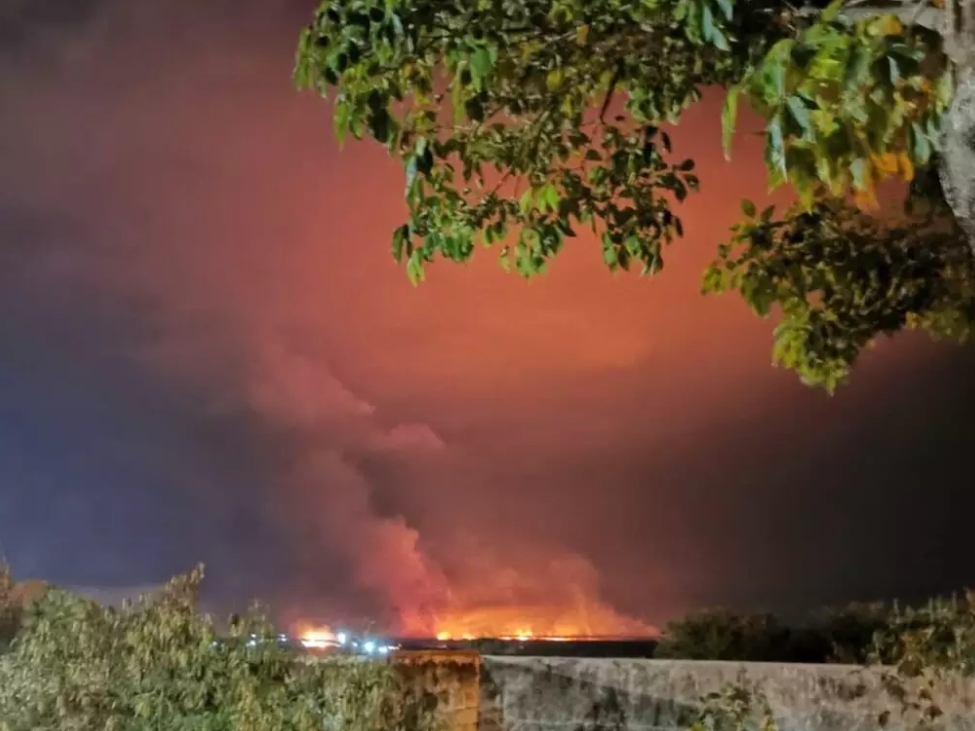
[294,623,338,649]
[418,603,658,641]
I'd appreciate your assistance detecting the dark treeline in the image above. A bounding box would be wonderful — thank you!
[651,604,895,664]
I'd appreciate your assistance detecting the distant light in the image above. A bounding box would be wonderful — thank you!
[436,631,451,641]
[363,640,376,654]
[336,632,348,645]
[298,626,337,650]
[378,646,389,655]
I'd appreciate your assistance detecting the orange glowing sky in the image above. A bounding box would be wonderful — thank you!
[0,0,974,633]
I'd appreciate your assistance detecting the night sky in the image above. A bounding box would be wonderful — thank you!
[1,0,974,635]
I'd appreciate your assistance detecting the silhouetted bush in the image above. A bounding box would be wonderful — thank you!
[811,602,893,664]
[653,609,794,662]
[654,603,896,664]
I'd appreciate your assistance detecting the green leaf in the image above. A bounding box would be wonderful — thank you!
[406,250,426,284]
[334,98,351,145]
[759,40,792,98]
[721,86,741,159]
[701,3,716,43]
[713,0,733,22]
[820,0,846,22]
[786,95,812,137]
[910,122,931,164]
[741,199,756,217]
[765,115,786,178]
[470,45,493,85]
[539,183,560,212]
[711,26,730,51]
[391,224,410,261]
[850,157,869,190]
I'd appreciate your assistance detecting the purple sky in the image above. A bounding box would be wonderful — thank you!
[1,0,973,634]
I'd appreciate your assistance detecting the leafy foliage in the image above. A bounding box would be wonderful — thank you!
[872,592,975,677]
[0,565,441,731]
[295,0,975,390]
[654,609,793,662]
[868,592,975,727]
[690,683,777,731]
[812,601,894,664]
[653,602,898,663]
[294,0,755,279]
[703,195,975,390]
[721,5,950,207]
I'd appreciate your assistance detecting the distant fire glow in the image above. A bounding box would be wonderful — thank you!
[435,628,570,642]
[415,603,658,641]
[295,624,337,649]
[292,554,657,643]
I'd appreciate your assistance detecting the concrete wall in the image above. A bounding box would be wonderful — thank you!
[391,655,975,731]
[395,651,481,731]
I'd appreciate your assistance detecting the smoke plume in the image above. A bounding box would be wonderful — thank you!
[0,0,655,636]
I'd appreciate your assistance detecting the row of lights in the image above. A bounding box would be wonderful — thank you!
[298,628,398,656]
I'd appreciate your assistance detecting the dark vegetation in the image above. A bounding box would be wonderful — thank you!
[0,563,441,731]
[652,604,893,663]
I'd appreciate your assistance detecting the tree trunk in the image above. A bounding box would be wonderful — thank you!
[939,72,975,252]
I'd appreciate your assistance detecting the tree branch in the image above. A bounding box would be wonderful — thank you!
[798,2,943,31]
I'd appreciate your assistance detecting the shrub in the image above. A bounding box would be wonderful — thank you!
[811,601,892,665]
[0,565,441,731]
[653,603,898,664]
[653,609,793,662]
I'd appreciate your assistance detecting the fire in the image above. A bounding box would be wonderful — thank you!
[294,623,338,649]
[420,603,658,641]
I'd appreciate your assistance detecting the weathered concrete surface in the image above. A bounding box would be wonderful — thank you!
[395,650,481,731]
[476,657,975,731]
